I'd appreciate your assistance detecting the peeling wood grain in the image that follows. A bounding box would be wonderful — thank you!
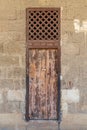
[29,49,58,119]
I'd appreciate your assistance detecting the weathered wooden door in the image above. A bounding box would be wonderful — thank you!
[29,49,59,119]
[26,8,61,120]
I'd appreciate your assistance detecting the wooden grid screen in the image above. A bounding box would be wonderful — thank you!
[26,8,60,48]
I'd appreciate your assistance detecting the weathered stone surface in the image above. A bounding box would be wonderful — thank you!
[0,67,7,79]
[62,89,80,103]
[62,42,80,55]
[62,7,67,20]
[20,101,25,114]
[0,0,15,10]
[81,105,87,113]
[13,79,25,89]
[0,92,3,104]
[68,103,80,113]
[0,43,3,53]
[0,79,14,89]
[74,7,87,20]
[0,55,19,66]
[0,20,25,32]
[0,9,16,20]
[7,67,25,78]
[7,20,26,32]
[66,0,86,7]
[7,89,25,102]
[62,20,75,33]
[4,42,25,55]
[21,56,26,67]
[61,102,68,114]
[5,101,20,113]
[0,32,25,42]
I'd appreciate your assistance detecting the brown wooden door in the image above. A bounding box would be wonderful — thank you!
[26,7,61,120]
[29,49,58,119]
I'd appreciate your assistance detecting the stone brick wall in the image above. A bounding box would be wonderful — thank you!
[0,0,87,117]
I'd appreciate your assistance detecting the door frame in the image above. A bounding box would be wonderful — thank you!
[25,7,61,121]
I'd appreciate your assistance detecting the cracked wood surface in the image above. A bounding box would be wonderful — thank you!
[28,49,58,119]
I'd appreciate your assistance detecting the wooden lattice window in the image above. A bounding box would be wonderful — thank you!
[26,8,60,48]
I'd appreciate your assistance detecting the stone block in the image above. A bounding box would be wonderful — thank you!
[66,7,75,20]
[62,89,80,103]
[13,78,25,89]
[0,20,25,32]
[0,9,16,20]
[7,67,25,78]
[16,10,26,20]
[38,0,67,7]
[0,55,19,66]
[0,21,8,32]
[38,0,58,7]
[61,53,80,78]
[5,101,20,113]
[81,105,87,113]
[7,20,25,32]
[21,56,26,67]
[0,79,14,89]
[0,92,3,104]
[62,42,80,55]
[0,103,4,112]
[74,7,87,20]
[20,101,25,114]
[62,7,67,20]
[0,67,7,79]
[0,43,3,53]
[59,0,67,6]
[4,42,25,55]
[61,102,68,114]
[66,0,86,7]
[69,32,84,43]
[62,20,74,34]
[0,32,25,43]
[68,103,80,113]
[7,89,26,102]
[0,0,15,10]
[14,0,27,10]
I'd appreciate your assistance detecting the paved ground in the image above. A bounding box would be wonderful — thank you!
[0,113,87,130]
[0,123,87,130]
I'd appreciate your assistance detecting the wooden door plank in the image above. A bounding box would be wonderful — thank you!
[29,49,58,119]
